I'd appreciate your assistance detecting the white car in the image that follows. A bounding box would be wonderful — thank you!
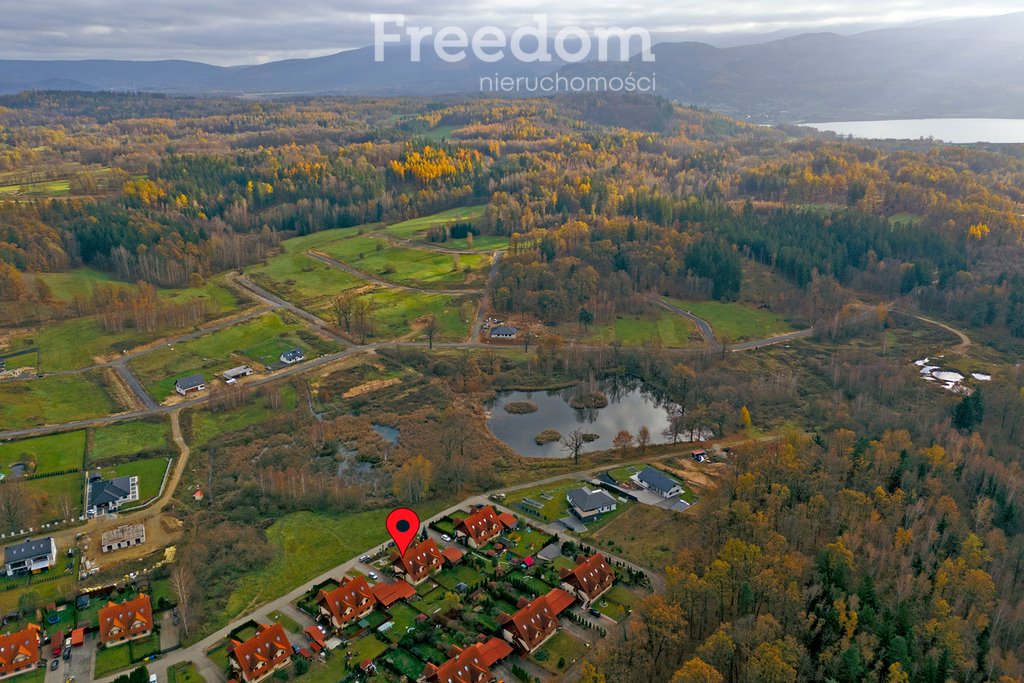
[441,534,452,542]
[367,571,378,580]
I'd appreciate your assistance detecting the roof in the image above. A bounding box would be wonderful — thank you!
[536,543,563,562]
[566,488,617,513]
[441,546,464,564]
[280,348,304,362]
[101,523,145,546]
[496,512,518,528]
[303,625,326,648]
[499,588,574,651]
[454,506,504,545]
[369,580,417,607]
[89,476,134,507]
[316,576,376,625]
[70,628,85,646]
[175,374,205,390]
[230,623,291,683]
[490,325,517,336]
[422,637,512,683]
[0,623,42,673]
[637,466,680,492]
[394,539,444,582]
[223,366,252,378]
[98,594,153,643]
[561,554,615,601]
[3,538,53,565]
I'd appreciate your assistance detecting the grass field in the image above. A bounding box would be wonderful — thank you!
[170,662,207,683]
[0,178,70,196]
[22,472,84,522]
[581,311,703,348]
[665,297,797,342]
[3,317,155,373]
[383,206,488,240]
[93,456,170,508]
[0,372,117,430]
[29,268,125,301]
[90,419,170,461]
[0,431,85,476]
[129,312,334,399]
[248,252,365,316]
[588,505,690,570]
[317,234,491,288]
[356,288,476,342]
[530,631,586,674]
[188,384,297,446]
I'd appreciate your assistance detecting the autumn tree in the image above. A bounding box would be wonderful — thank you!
[637,425,651,455]
[393,455,433,504]
[613,430,634,452]
[671,658,725,683]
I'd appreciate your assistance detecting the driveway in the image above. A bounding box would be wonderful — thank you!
[159,611,180,650]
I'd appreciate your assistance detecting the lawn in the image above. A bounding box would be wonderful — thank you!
[355,288,476,342]
[208,502,453,639]
[267,609,302,634]
[530,631,586,674]
[298,636,389,683]
[504,480,589,523]
[593,585,638,622]
[0,430,85,475]
[170,662,207,683]
[90,419,170,461]
[433,565,487,591]
[20,472,83,523]
[383,647,426,679]
[665,297,797,342]
[188,385,297,446]
[506,526,556,558]
[385,603,420,641]
[316,234,490,288]
[129,312,334,399]
[0,372,117,430]
[94,643,133,677]
[92,456,170,509]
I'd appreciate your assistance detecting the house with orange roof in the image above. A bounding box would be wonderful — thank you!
[453,506,510,548]
[228,623,292,683]
[441,546,464,566]
[98,594,153,647]
[0,623,43,680]
[421,637,512,683]
[559,554,615,607]
[498,588,575,654]
[370,580,417,608]
[316,576,377,633]
[393,538,444,586]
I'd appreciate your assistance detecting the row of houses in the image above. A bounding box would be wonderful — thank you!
[174,349,305,396]
[452,505,519,548]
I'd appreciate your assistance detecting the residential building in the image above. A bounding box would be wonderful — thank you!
[3,538,56,577]
[560,554,615,607]
[634,466,683,498]
[280,348,305,364]
[88,473,139,514]
[441,546,464,566]
[498,588,575,654]
[565,488,618,522]
[316,576,377,632]
[421,637,512,683]
[229,623,292,683]
[369,581,417,609]
[98,594,153,646]
[393,538,444,586]
[100,524,146,553]
[489,325,518,339]
[174,374,206,396]
[691,449,707,463]
[0,623,43,680]
[454,506,509,548]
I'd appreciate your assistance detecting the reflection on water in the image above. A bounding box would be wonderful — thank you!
[486,377,693,458]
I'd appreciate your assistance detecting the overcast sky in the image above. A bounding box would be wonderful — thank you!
[2,1,1020,65]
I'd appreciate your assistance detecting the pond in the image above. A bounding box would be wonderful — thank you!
[8,463,26,477]
[914,357,992,393]
[486,377,697,458]
[803,119,1024,144]
[372,424,400,445]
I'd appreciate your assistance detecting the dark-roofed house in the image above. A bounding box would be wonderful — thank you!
[560,554,615,607]
[175,374,206,396]
[229,623,292,683]
[316,576,376,633]
[565,488,618,523]
[422,637,513,683]
[3,538,56,577]
[454,506,507,549]
[498,588,575,654]
[633,466,683,498]
[98,594,153,646]
[0,623,43,679]
[88,473,138,514]
[392,538,444,586]
[280,348,305,364]
[489,325,518,339]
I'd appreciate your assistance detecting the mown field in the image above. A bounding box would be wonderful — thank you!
[90,418,170,461]
[0,430,85,475]
[665,297,798,342]
[316,234,491,289]
[0,372,118,430]
[356,288,477,341]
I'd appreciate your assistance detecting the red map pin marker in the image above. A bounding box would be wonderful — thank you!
[386,507,420,558]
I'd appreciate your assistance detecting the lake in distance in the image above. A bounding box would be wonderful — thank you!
[803,119,1024,144]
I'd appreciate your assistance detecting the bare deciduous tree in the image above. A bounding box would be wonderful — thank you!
[561,428,586,466]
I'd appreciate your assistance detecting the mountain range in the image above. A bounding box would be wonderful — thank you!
[2,13,1023,122]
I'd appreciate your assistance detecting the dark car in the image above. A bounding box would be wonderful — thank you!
[62,647,71,660]
[588,608,602,618]
[50,659,59,671]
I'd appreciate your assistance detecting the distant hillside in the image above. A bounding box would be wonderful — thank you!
[2,13,1023,121]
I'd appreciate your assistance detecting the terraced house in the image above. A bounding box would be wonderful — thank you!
[498,588,575,654]
[421,637,513,683]
[454,505,508,548]
[560,554,615,608]
[0,624,42,680]
[228,623,292,683]
[98,593,153,646]
[392,538,444,586]
[316,576,377,633]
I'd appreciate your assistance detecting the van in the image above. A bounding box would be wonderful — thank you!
[149,675,158,683]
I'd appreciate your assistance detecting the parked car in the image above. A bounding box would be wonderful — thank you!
[441,534,452,542]
[62,647,71,660]
[367,571,378,580]
[292,644,301,655]
[359,555,371,562]
[149,674,158,683]
[50,659,59,671]
[588,608,602,618]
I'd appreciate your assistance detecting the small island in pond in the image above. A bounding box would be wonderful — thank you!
[535,429,562,445]
[504,400,538,414]
[568,391,609,409]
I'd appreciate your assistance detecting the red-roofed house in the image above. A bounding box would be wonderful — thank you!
[441,546,464,566]
[0,623,42,680]
[559,554,615,607]
[454,506,506,548]
[421,637,513,683]
[316,576,377,633]
[370,580,417,608]
[98,594,153,647]
[498,588,575,654]
[496,512,518,530]
[229,623,292,683]
[392,539,444,586]
[303,625,326,653]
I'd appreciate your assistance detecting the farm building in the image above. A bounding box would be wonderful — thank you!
[101,524,146,553]
[222,365,254,383]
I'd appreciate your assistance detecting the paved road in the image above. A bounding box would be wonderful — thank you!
[307,250,485,296]
[374,232,501,255]
[653,297,720,349]
[470,250,503,342]
[113,361,158,410]
[727,327,815,351]
[233,275,351,347]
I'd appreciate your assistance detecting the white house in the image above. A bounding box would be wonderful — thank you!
[565,488,617,523]
[3,538,56,576]
[175,374,206,396]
